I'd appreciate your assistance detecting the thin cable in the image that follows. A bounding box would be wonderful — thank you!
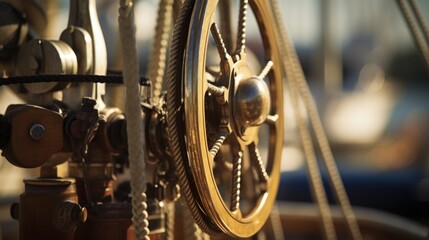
[268,1,336,239]
[172,0,183,23]
[165,202,175,240]
[408,0,429,46]
[118,1,149,239]
[396,0,429,72]
[182,200,209,240]
[270,204,285,240]
[147,0,174,105]
[304,87,363,240]
[288,73,337,240]
[269,0,363,239]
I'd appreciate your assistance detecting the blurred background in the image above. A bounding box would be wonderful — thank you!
[276,0,429,223]
[0,0,429,239]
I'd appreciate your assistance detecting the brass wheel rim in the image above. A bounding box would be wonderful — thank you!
[180,0,283,237]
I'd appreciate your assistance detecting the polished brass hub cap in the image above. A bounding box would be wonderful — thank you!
[234,76,270,128]
[232,65,271,144]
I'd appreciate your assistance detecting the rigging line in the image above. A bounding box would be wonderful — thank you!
[396,0,429,73]
[268,1,336,239]
[270,204,285,240]
[408,0,429,46]
[269,0,363,239]
[147,0,174,105]
[118,0,150,239]
[165,202,175,240]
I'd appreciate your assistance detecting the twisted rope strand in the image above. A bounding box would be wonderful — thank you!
[268,0,336,239]
[269,0,362,239]
[230,151,242,211]
[147,0,174,105]
[165,202,175,240]
[396,0,429,72]
[118,1,149,239]
[408,0,429,46]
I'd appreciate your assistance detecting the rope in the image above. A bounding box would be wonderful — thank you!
[118,1,149,239]
[268,1,336,239]
[172,0,183,23]
[183,204,199,240]
[286,64,338,240]
[147,0,174,105]
[408,0,429,47]
[269,0,362,239]
[182,202,210,240]
[270,204,285,240]
[396,0,429,73]
[0,75,149,86]
[164,202,175,240]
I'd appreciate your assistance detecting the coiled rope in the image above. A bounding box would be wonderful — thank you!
[118,1,150,239]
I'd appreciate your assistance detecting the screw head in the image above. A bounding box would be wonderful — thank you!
[29,124,45,140]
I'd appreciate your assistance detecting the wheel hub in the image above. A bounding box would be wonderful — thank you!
[227,60,271,144]
[233,76,271,128]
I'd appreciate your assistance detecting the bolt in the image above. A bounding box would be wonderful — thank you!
[54,201,87,231]
[71,205,87,223]
[29,124,45,140]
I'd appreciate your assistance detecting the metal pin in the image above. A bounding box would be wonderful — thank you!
[29,124,45,141]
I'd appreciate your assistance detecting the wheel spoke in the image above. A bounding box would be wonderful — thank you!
[210,23,230,61]
[206,74,216,83]
[219,0,235,52]
[207,83,225,97]
[231,149,243,211]
[248,143,269,187]
[258,60,273,79]
[209,128,229,156]
[235,0,248,55]
[206,66,220,77]
[206,66,220,83]
[207,82,226,104]
[265,114,278,125]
